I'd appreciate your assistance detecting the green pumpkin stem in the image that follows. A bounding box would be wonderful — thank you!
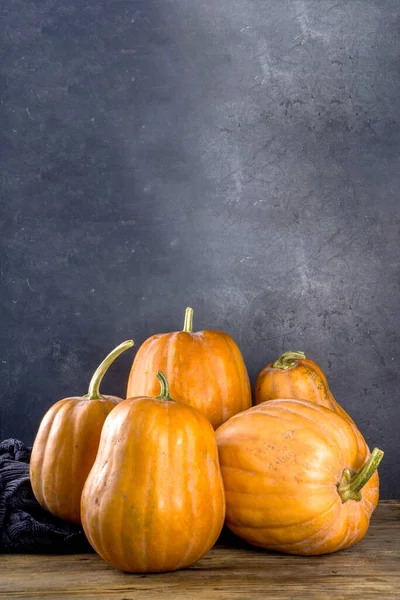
[86,340,134,400]
[183,307,194,333]
[156,371,174,402]
[337,448,384,503]
[272,351,306,370]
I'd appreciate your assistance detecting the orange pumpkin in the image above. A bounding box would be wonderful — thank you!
[216,398,383,555]
[126,307,251,429]
[255,351,354,423]
[81,371,226,573]
[30,340,134,524]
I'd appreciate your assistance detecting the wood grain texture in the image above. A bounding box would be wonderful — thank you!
[0,501,399,600]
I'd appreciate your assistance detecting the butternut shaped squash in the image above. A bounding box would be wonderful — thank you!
[81,372,226,572]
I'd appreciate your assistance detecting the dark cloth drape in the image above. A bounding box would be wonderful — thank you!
[0,439,91,553]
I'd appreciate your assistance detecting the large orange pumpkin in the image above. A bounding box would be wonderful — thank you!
[126,307,251,429]
[30,340,134,524]
[255,351,354,423]
[216,398,383,555]
[81,371,226,573]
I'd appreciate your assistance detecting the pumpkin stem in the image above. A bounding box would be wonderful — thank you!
[183,307,194,333]
[86,340,134,400]
[337,448,384,503]
[272,351,306,370]
[156,371,174,402]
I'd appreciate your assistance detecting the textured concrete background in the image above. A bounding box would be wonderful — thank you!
[1,1,399,497]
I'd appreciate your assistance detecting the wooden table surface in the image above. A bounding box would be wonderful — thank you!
[1,501,399,600]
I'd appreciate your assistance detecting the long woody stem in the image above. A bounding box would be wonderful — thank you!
[183,307,194,333]
[337,448,384,503]
[86,340,134,400]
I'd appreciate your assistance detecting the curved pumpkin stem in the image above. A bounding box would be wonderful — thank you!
[337,448,384,503]
[183,307,194,333]
[156,371,174,402]
[272,351,306,370]
[86,340,134,400]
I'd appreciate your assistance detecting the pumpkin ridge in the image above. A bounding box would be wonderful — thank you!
[231,507,343,554]
[49,402,75,518]
[140,337,156,395]
[223,465,338,484]
[300,363,336,411]
[226,487,333,500]
[117,420,135,571]
[165,332,179,401]
[288,371,297,401]
[299,365,323,406]
[59,404,77,519]
[93,403,122,567]
[69,404,81,519]
[181,415,203,568]
[191,333,208,414]
[287,398,364,464]
[227,495,339,532]
[177,415,195,566]
[229,407,340,477]
[204,331,225,425]
[202,437,225,558]
[133,335,161,396]
[290,506,347,555]
[122,403,145,569]
[272,400,355,445]
[84,414,108,563]
[336,509,355,551]
[222,334,240,421]
[142,404,162,571]
[346,500,373,548]
[223,333,247,420]
[163,401,173,569]
[274,404,357,470]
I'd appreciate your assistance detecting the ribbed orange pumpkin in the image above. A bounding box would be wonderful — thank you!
[81,372,226,573]
[126,307,251,429]
[30,340,134,524]
[255,351,354,423]
[216,398,383,555]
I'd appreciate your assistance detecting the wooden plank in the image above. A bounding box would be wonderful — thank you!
[0,501,399,600]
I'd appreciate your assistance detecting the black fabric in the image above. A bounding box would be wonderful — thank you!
[0,439,92,553]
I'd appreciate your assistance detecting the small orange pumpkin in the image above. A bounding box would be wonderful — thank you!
[126,307,252,429]
[30,340,134,524]
[81,371,226,573]
[216,398,383,555]
[255,351,354,423]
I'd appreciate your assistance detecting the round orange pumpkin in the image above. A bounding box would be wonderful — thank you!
[216,398,383,555]
[126,307,251,429]
[30,340,134,524]
[255,351,354,423]
[81,371,226,573]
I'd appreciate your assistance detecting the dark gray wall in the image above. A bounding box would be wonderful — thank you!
[1,1,399,497]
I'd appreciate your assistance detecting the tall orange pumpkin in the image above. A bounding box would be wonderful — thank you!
[255,350,354,423]
[126,307,251,429]
[216,398,383,555]
[30,340,134,524]
[81,372,226,573]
